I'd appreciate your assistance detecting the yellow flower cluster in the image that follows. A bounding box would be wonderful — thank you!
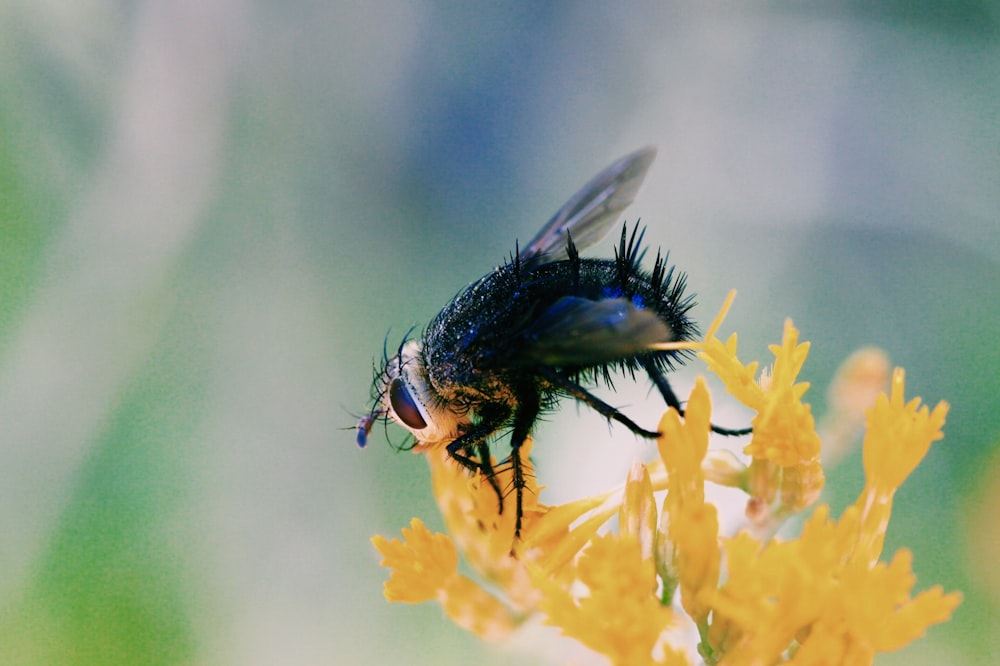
[698,309,825,532]
[372,299,961,665]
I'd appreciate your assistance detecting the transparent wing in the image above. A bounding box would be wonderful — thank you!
[519,146,657,266]
[517,296,672,367]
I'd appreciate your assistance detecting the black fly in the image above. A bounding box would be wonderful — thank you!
[358,147,748,536]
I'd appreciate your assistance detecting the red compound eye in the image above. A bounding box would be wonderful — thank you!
[389,377,427,429]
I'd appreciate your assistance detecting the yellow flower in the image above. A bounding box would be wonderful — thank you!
[819,347,892,464]
[704,507,847,663]
[700,317,825,531]
[619,460,659,565]
[740,321,822,469]
[656,379,721,627]
[705,502,962,665]
[852,367,950,566]
[371,518,519,639]
[371,517,457,604]
[371,299,961,664]
[423,440,543,612]
[535,533,688,666]
[837,550,962,653]
[862,368,949,492]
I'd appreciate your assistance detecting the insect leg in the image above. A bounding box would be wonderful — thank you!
[537,366,660,439]
[507,384,541,538]
[444,405,510,514]
[641,358,753,436]
[473,439,504,516]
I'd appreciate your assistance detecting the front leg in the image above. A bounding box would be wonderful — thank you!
[444,403,511,515]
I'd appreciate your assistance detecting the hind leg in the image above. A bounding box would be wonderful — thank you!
[642,358,752,437]
[537,367,660,439]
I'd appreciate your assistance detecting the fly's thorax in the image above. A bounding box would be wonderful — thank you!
[382,340,470,446]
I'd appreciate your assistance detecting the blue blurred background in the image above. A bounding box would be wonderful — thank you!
[1,2,997,664]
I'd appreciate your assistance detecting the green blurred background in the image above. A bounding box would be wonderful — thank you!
[1,2,997,664]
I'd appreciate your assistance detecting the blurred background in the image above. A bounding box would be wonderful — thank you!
[1,2,997,664]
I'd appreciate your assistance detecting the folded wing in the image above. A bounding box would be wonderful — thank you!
[517,296,672,367]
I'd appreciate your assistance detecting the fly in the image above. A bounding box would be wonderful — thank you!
[358,147,749,536]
